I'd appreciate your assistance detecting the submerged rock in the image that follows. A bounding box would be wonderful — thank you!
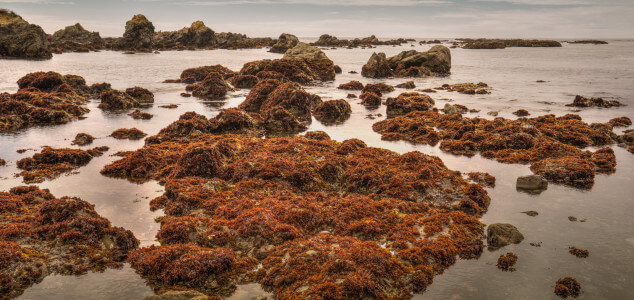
[516,175,548,193]
[487,223,524,249]
[0,9,52,59]
[496,252,518,271]
[386,92,435,117]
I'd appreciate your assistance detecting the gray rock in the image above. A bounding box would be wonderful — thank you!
[270,33,299,54]
[387,45,452,75]
[516,175,548,194]
[361,52,394,78]
[442,103,468,115]
[0,9,52,59]
[487,223,524,248]
[283,42,329,61]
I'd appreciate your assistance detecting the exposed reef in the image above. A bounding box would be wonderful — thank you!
[566,95,622,108]
[373,110,619,188]
[310,34,409,48]
[16,146,108,183]
[0,71,100,132]
[458,39,562,49]
[362,45,451,78]
[99,113,491,298]
[0,186,138,299]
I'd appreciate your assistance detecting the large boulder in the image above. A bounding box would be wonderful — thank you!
[283,42,336,82]
[51,23,102,44]
[387,45,452,76]
[269,33,299,54]
[121,14,155,50]
[361,52,394,78]
[0,9,52,59]
[186,21,215,47]
[487,223,524,249]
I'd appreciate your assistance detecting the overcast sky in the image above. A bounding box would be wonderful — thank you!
[1,0,633,38]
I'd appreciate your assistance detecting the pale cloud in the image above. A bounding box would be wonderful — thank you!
[0,0,73,3]
[177,0,451,6]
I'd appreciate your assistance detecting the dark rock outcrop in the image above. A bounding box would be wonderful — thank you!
[51,23,102,44]
[459,38,562,49]
[387,45,452,76]
[120,14,155,50]
[269,33,299,54]
[0,9,52,59]
[361,53,394,78]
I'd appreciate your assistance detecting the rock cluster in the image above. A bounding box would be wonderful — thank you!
[16,146,109,183]
[0,186,138,299]
[362,46,452,78]
[458,38,562,49]
[311,34,409,48]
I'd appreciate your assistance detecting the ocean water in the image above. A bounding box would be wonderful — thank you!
[1,39,633,300]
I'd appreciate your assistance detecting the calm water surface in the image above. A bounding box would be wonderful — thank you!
[1,39,633,299]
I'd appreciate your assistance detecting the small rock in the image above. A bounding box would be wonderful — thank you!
[516,175,548,194]
[487,223,524,249]
[568,216,578,222]
[521,211,538,217]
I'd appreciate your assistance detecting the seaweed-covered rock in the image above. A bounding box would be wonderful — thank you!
[396,81,416,89]
[373,112,618,188]
[361,52,394,78]
[496,252,518,271]
[125,87,154,103]
[487,223,524,249]
[120,14,155,50]
[566,95,622,108]
[0,186,138,299]
[269,33,299,54]
[262,106,307,134]
[16,146,108,183]
[98,90,140,110]
[608,117,632,127]
[312,99,351,124]
[229,75,259,89]
[129,109,153,120]
[71,133,95,146]
[467,172,496,188]
[338,81,364,91]
[208,108,260,136]
[101,125,490,297]
[189,72,233,100]
[386,92,434,117]
[0,9,52,59]
[435,82,489,95]
[443,104,469,115]
[360,92,382,107]
[1,72,92,132]
[554,277,581,298]
[111,128,147,140]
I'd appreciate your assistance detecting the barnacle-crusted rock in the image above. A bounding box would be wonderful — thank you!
[487,223,524,249]
[269,33,299,54]
[312,99,351,124]
[101,117,491,297]
[0,186,138,299]
[0,9,52,59]
[16,146,108,183]
[373,112,619,188]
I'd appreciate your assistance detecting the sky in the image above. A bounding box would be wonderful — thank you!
[1,0,633,39]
